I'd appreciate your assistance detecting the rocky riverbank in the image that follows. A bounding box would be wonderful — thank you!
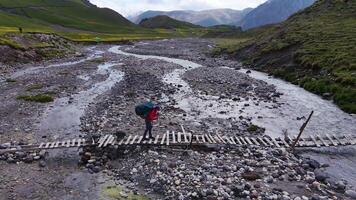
[0,39,355,199]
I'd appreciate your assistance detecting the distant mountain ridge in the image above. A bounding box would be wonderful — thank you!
[239,0,316,30]
[139,15,200,29]
[129,8,252,27]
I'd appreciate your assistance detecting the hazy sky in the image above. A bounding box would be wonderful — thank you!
[89,0,268,17]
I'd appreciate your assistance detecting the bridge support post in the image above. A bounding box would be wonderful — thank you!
[291,111,314,151]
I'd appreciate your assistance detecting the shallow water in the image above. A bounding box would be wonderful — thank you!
[11,49,104,79]
[39,61,124,140]
[111,45,356,187]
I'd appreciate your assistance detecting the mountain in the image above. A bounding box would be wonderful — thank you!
[222,0,356,113]
[130,8,252,27]
[239,0,316,30]
[0,0,134,33]
[139,15,200,29]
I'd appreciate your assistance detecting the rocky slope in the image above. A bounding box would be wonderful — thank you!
[238,0,316,30]
[217,0,356,114]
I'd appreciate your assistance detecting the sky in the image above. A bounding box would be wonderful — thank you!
[89,0,268,17]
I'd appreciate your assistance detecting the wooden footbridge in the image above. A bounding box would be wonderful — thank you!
[1,130,356,155]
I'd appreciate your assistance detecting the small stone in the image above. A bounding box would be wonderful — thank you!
[345,190,356,199]
[92,166,100,173]
[39,160,46,168]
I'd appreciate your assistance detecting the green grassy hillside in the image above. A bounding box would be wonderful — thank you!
[0,0,135,33]
[214,0,356,113]
[139,15,201,29]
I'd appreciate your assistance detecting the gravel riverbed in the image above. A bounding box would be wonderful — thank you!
[0,39,355,200]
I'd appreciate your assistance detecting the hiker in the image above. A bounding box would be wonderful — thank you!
[135,102,160,140]
[19,27,23,33]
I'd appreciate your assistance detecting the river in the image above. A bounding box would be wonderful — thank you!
[110,45,356,187]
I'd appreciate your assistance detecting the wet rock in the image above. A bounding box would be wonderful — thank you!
[345,190,356,199]
[242,171,262,181]
[39,160,46,168]
[306,159,320,169]
[6,157,15,163]
[314,169,329,182]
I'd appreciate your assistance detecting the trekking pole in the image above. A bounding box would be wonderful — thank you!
[291,111,314,152]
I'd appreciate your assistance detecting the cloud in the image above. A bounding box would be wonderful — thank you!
[89,0,267,16]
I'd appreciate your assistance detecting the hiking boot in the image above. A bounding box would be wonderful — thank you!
[149,136,155,140]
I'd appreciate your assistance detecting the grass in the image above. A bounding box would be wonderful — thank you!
[102,185,149,200]
[5,78,16,83]
[212,0,356,113]
[17,94,54,103]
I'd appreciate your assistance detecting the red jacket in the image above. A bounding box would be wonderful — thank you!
[146,108,159,122]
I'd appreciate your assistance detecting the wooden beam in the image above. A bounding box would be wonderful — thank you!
[166,131,170,146]
[316,135,329,147]
[260,137,271,146]
[124,135,132,145]
[239,137,247,145]
[154,135,160,144]
[310,136,320,147]
[250,138,260,146]
[130,135,138,145]
[161,133,166,145]
[244,137,253,145]
[234,136,242,145]
[270,137,281,148]
[172,131,176,144]
[325,134,337,146]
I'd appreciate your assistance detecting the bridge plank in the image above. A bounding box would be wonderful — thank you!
[286,136,294,145]
[124,136,132,145]
[148,138,153,144]
[154,135,160,144]
[201,135,206,143]
[54,141,60,148]
[172,131,176,144]
[244,137,253,145]
[137,136,143,144]
[331,134,345,145]
[39,143,45,148]
[229,137,237,145]
[310,136,320,147]
[250,138,260,146]
[66,140,71,148]
[217,135,227,144]
[166,131,170,146]
[178,132,181,143]
[260,137,271,146]
[103,136,113,147]
[348,135,356,145]
[239,137,247,145]
[343,135,355,145]
[195,135,201,143]
[183,133,188,143]
[130,135,138,145]
[44,142,51,148]
[118,138,125,145]
[317,135,329,147]
[98,135,107,147]
[208,134,216,143]
[325,134,337,146]
[270,137,280,148]
[234,137,242,145]
[205,135,212,143]
[98,135,109,148]
[161,133,166,145]
[281,138,291,147]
